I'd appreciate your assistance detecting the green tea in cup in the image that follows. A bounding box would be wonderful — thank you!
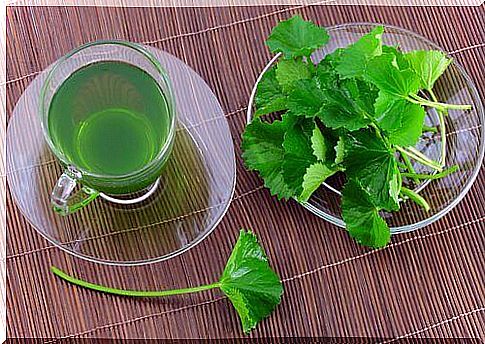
[40,41,176,215]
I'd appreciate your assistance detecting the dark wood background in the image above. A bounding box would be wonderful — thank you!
[6,4,485,340]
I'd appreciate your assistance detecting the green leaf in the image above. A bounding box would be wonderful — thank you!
[323,48,345,68]
[298,162,337,202]
[335,26,384,78]
[241,117,294,199]
[374,91,401,129]
[341,181,391,248]
[294,126,340,202]
[287,78,325,117]
[364,53,421,98]
[344,129,401,211]
[334,136,345,165]
[339,78,379,116]
[266,15,329,59]
[315,59,339,89]
[275,59,313,92]
[255,67,288,116]
[220,229,283,334]
[382,45,410,70]
[404,50,452,90]
[310,125,327,161]
[282,118,317,196]
[375,91,425,147]
[315,85,370,131]
[51,229,283,335]
[316,102,369,132]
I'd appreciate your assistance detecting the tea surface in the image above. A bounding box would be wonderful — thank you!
[48,61,171,176]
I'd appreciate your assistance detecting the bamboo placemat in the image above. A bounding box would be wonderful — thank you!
[5,5,485,340]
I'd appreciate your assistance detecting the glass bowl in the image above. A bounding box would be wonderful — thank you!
[247,23,484,234]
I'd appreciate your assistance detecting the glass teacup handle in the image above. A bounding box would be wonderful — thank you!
[51,166,99,215]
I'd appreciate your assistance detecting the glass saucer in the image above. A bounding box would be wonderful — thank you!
[7,46,236,265]
[247,23,484,234]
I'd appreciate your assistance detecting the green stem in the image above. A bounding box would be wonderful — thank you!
[406,146,435,162]
[437,111,447,166]
[366,114,390,145]
[401,165,459,180]
[406,96,444,111]
[395,146,443,171]
[403,147,442,171]
[409,94,471,110]
[400,187,431,212]
[422,125,438,133]
[370,123,384,140]
[428,89,447,167]
[51,266,221,297]
[400,150,419,184]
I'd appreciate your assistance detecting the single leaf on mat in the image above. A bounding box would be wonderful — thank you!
[220,229,284,333]
[51,229,284,335]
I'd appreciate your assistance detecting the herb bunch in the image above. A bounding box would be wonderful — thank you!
[242,16,471,248]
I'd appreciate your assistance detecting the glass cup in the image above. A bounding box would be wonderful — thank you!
[40,40,176,215]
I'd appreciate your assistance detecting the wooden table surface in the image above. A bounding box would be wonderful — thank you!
[6,4,485,341]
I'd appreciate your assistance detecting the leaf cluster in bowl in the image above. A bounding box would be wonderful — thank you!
[242,15,471,248]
